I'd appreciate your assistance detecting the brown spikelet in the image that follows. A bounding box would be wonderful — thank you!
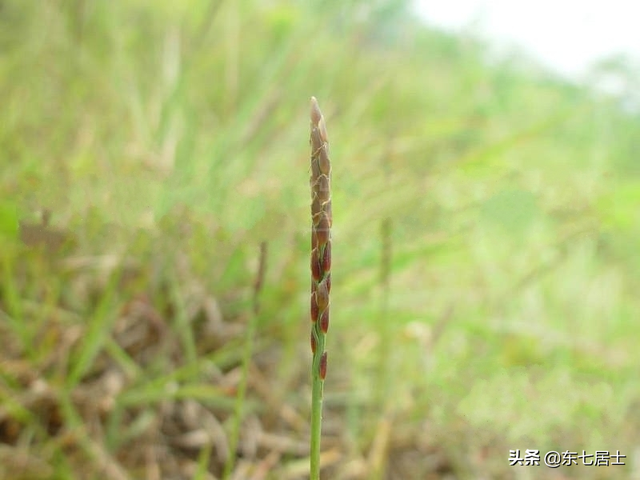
[310,293,319,323]
[319,352,328,380]
[319,308,329,334]
[309,96,332,346]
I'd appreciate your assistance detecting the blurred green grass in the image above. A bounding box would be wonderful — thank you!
[1,0,639,478]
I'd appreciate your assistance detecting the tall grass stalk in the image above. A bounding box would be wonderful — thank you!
[309,96,332,480]
[369,149,394,479]
[223,241,268,479]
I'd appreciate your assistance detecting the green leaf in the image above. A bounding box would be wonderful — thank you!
[596,181,640,232]
[0,202,19,240]
[480,189,539,233]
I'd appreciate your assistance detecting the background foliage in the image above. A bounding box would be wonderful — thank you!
[1,0,639,478]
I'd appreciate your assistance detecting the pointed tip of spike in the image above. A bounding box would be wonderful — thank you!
[310,96,322,125]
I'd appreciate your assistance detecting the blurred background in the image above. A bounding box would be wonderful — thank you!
[418,0,640,79]
[1,0,639,479]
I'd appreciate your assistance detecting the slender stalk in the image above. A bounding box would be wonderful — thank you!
[309,96,332,480]
[223,242,267,479]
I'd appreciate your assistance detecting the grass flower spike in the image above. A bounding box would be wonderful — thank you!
[309,96,332,479]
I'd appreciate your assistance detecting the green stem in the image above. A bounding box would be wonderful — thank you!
[310,356,324,479]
